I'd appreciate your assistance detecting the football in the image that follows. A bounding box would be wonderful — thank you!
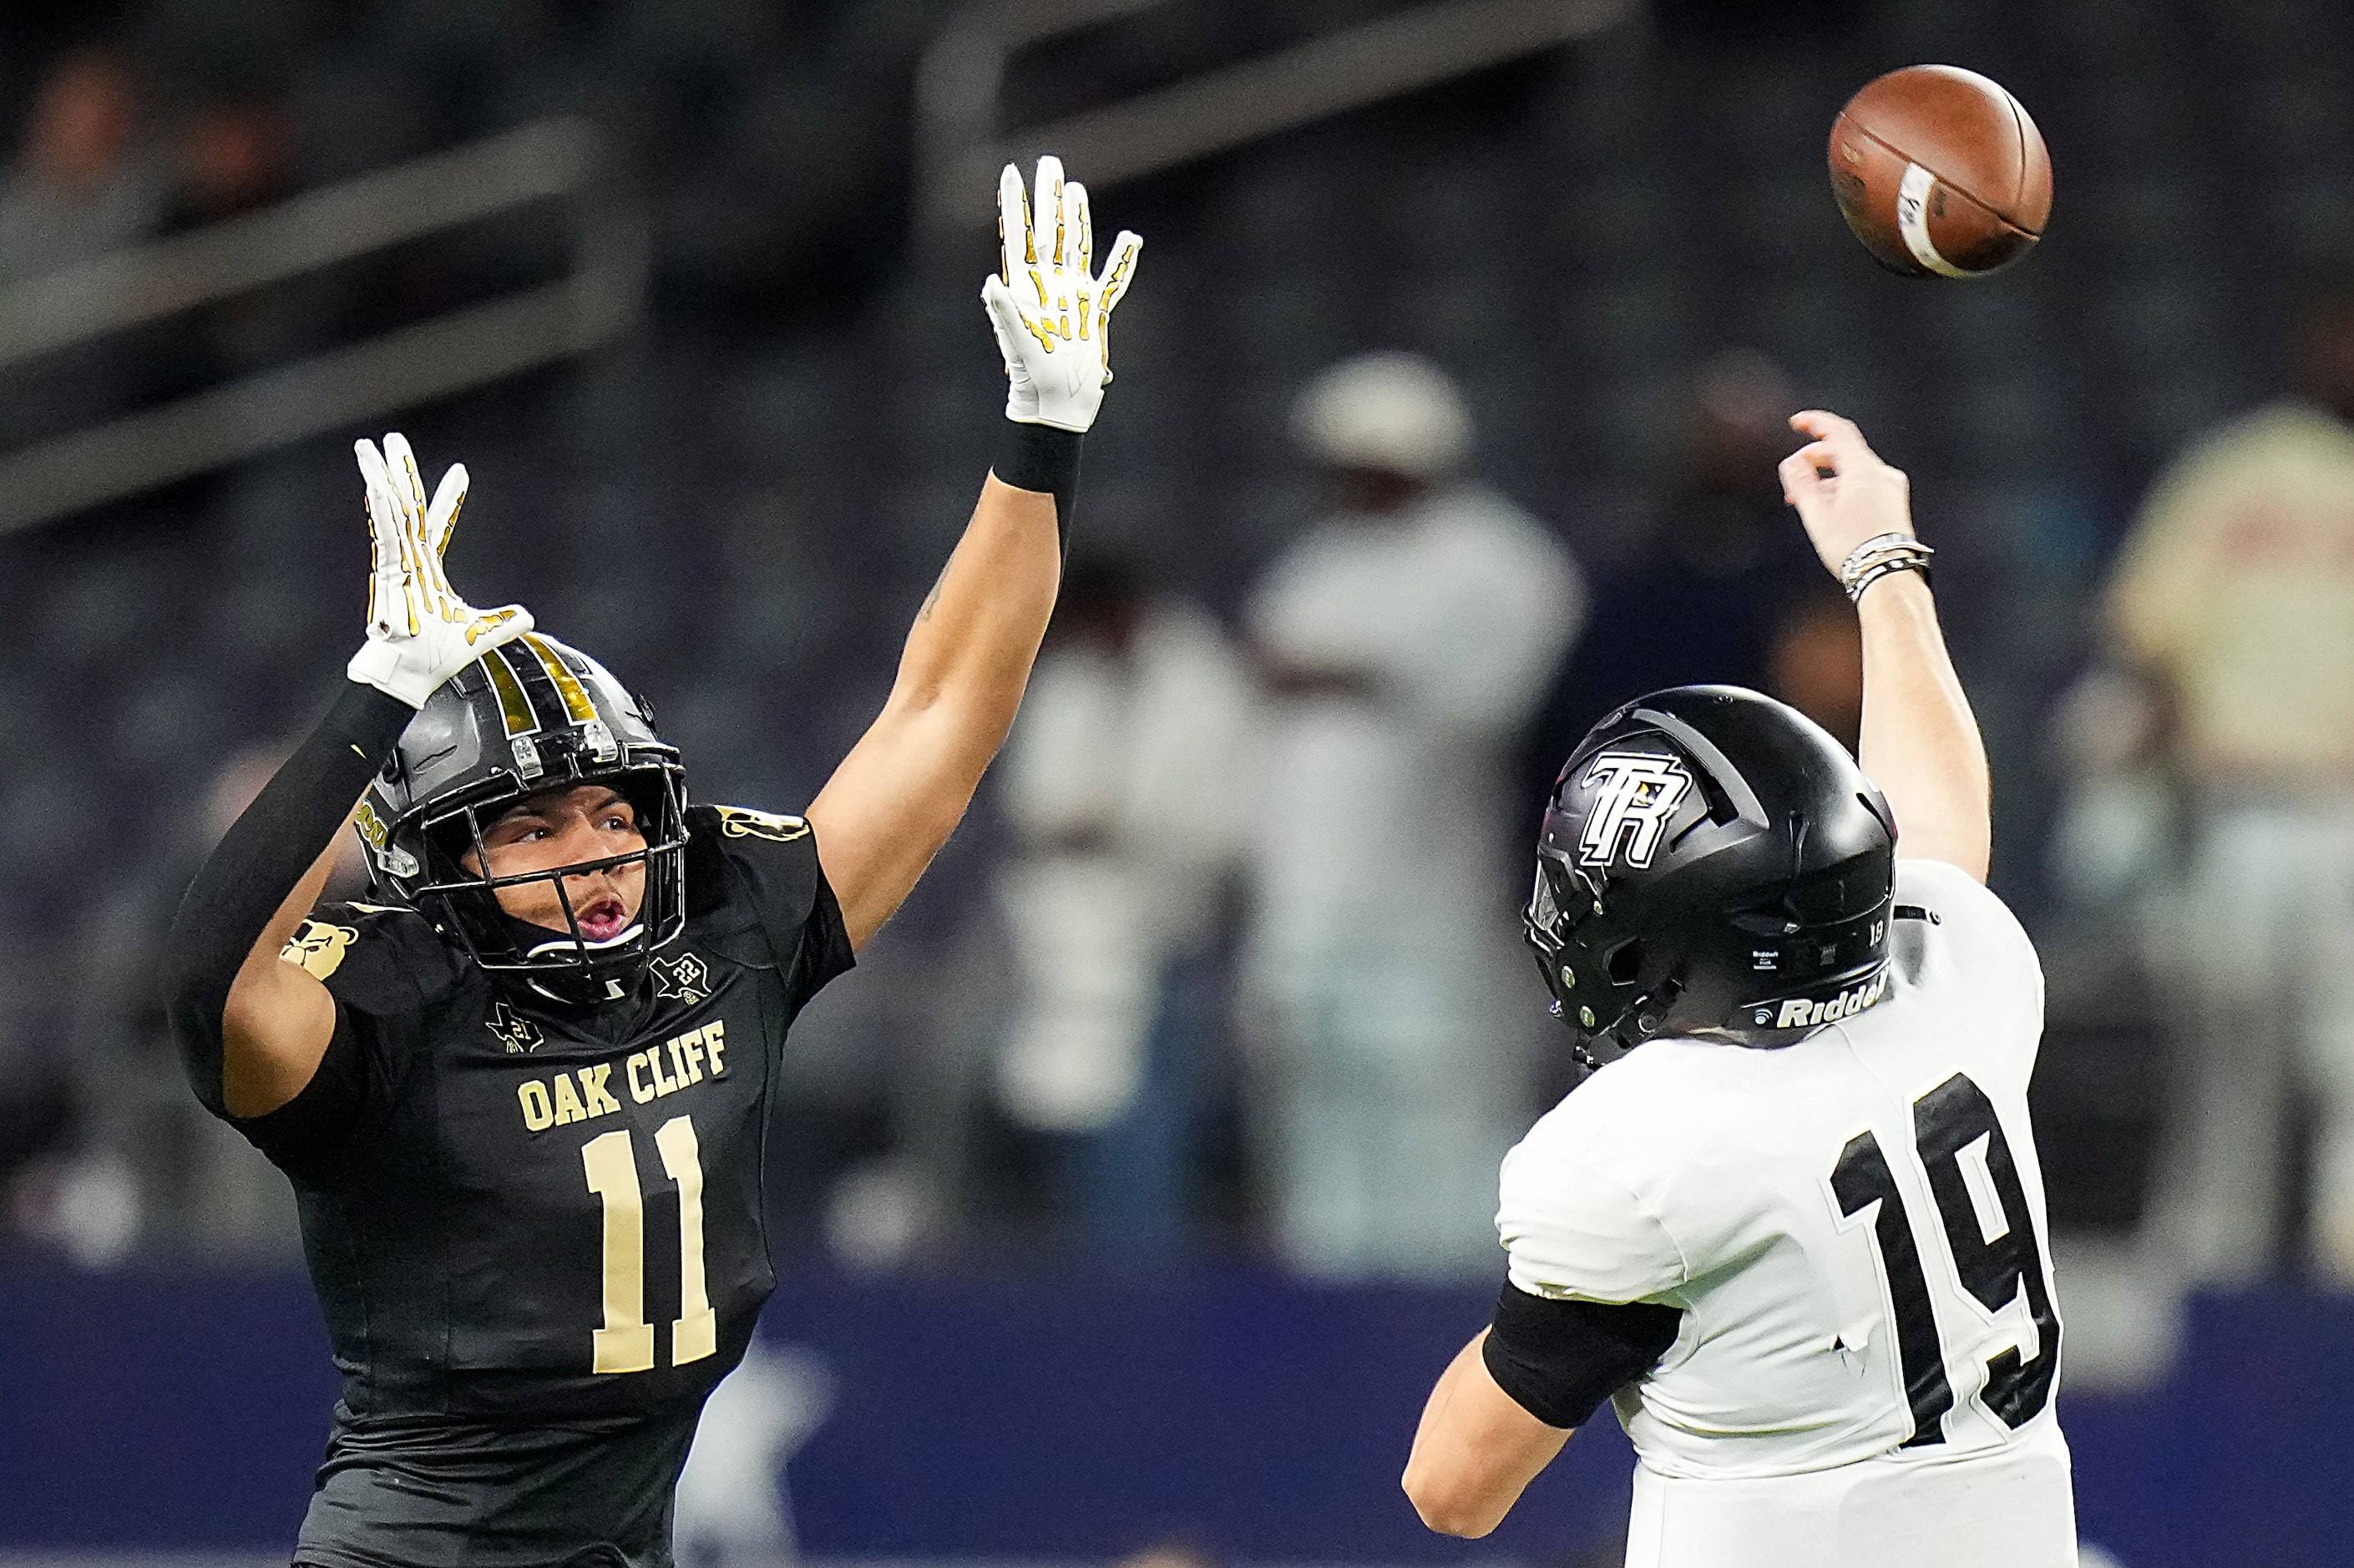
[1829,64,2053,278]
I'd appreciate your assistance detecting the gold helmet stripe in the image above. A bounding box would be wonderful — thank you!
[522,635,600,725]
[483,645,539,736]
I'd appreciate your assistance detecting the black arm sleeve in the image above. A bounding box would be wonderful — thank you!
[991,422,1084,558]
[158,682,414,1117]
[1481,1282,1683,1431]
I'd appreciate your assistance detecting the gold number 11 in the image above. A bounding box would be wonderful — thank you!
[581,1115,718,1374]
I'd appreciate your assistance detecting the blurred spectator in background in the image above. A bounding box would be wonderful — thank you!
[58,741,352,1266]
[0,1055,92,1258]
[2108,278,2354,1287]
[993,557,1255,1267]
[166,84,292,230]
[157,82,311,394]
[0,47,165,453]
[674,1340,834,1568]
[1525,351,1851,819]
[0,47,159,284]
[1243,352,1582,1278]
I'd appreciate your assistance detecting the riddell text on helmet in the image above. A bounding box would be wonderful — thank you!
[1766,970,1890,1030]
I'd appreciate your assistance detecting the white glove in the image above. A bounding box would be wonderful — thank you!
[980,155,1142,433]
[345,432,534,709]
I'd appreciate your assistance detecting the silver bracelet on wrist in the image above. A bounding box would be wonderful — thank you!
[1838,532,1934,605]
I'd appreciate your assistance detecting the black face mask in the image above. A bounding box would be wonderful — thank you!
[408,766,688,1005]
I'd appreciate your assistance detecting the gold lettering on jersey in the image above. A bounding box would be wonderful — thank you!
[280,920,358,981]
[712,805,810,844]
[577,1065,622,1117]
[551,1073,590,1126]
[518,1020,733,1132]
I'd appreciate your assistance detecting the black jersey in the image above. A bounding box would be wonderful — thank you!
[235,804,853,1568]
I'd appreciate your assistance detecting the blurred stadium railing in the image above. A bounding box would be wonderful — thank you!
[916,0,1638,232]
[0,116,645,534]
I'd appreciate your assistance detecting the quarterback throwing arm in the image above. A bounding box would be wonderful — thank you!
[1406,416,2073,1568]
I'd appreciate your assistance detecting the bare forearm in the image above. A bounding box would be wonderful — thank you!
[1405,1333,1571,1538]
[1855,574,1990,879]
[808,476,1062,946]
[888,477,1061,722]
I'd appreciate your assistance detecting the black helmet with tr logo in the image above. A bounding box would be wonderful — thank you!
[1525,685,1896,1056]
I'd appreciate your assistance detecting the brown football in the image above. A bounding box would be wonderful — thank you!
[1829,64,2053,278]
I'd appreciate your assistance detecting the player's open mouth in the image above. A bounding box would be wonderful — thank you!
[576,898,630,943]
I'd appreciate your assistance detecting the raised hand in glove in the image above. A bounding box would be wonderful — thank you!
[344,432,534,709]
[981,155,1142,433]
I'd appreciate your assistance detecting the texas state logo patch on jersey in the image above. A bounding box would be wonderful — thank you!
[488,999,545,1055]
[651,951,714,1005]
[712,805,810,844]
[280,919,359,980]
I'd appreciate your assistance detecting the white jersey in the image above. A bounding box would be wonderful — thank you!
[1497,860,2076,1567]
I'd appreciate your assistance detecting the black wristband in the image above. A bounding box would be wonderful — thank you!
[991,421,1084,556]
[159,680,415,1117]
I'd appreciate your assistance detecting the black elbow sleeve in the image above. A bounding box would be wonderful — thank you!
[1482,1282,1683,1431]
[160,682,413,1115]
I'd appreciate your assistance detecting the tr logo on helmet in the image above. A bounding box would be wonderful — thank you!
[1576,753,1693,870]
[1527,686,1896,1053]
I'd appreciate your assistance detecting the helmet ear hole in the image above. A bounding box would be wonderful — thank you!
[1607,938,1646,986]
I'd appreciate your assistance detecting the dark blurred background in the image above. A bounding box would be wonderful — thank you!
[3,1,2354,1564]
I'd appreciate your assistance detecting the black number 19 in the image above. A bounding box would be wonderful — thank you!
[1830,1072,2060,1447]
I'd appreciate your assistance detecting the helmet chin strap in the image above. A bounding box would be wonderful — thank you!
[1607,976,1682,1051]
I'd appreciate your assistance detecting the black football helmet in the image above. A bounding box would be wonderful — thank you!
[1525,685,1896,1053]
[354,632,688,1005]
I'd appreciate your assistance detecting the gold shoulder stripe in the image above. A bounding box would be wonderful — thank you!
[713,805,811,844]
[523,635,600,724]
[484,646,538,736]
[281,920,359,981]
